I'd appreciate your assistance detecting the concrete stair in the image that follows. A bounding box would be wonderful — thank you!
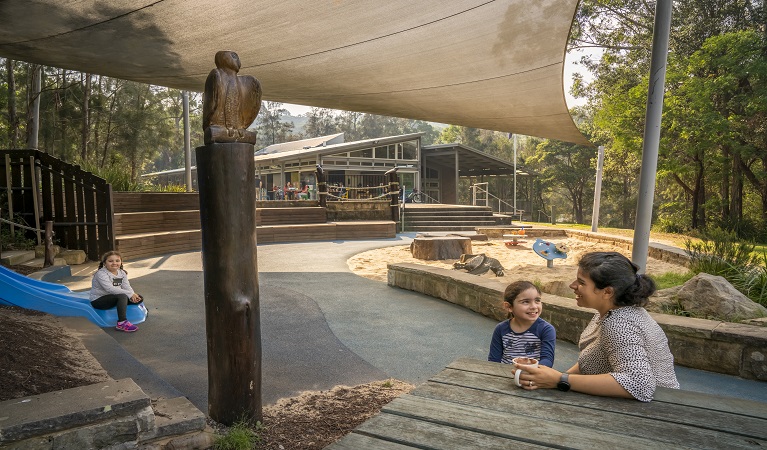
[0,249,36,265]
[401,205,499,232]
[0,378,210,449]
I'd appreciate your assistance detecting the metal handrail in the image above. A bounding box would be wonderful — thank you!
[471,183,523,221]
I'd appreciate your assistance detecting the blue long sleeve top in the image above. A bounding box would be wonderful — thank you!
[488,317,556,367]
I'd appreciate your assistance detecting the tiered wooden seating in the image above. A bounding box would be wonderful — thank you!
[111,192,396,260]
[256,207,326,226]
[113,193,202,260]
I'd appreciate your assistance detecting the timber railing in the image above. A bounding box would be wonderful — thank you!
[1,149,114,261]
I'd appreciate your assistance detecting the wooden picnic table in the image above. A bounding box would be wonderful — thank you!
[327,357,767,449]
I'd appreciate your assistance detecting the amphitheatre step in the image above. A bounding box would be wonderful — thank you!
[21,257,68,268]
[142,397,206,441]
[0,378,150,444]
[0,250,36,265]
[114,210,201,235]
[407,225,483,232]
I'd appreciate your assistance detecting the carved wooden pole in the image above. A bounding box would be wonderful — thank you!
[385,167,399,223]
[197,142,261,424]
[199,50,263,425]
[316,164,327,208]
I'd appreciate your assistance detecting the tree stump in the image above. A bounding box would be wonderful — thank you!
[410,236,472,260]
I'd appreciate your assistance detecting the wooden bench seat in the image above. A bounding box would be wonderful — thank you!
[256,207,327,226]
[114,210,201,235]
[115,230,202,260]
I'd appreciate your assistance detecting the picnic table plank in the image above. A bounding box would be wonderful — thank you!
[382,394,674,449]
[410,381,765,449]
[448,357,767,418]
[324,432,417,449]
[435,361,767,440]
[351,411,549,449]
[330,357,767,449]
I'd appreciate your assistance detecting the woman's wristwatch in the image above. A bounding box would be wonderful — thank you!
[557,373,571,392]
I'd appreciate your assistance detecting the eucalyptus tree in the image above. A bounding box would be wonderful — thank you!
[255,101,294,147]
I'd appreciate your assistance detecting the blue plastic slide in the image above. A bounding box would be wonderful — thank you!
[0,265,147,327]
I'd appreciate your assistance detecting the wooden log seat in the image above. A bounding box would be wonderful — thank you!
[410,236,472,260]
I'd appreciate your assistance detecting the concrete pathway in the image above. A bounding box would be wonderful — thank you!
[62,235,767,412]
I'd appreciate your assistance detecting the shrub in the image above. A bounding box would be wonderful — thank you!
[684,228,767,307]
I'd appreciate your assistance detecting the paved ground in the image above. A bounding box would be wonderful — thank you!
[63,235,767,413]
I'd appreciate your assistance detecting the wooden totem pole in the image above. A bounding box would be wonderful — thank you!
[198,50,263,425]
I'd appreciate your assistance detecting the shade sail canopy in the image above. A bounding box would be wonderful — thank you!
[0,0,589,145]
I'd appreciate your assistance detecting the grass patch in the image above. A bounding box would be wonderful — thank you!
[649,271,694,290]
[214,420,263,450]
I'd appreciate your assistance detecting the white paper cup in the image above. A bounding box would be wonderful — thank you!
[512,357,539,387]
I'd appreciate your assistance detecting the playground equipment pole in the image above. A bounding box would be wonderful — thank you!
[632,0,672,273]
[591,146,604,232]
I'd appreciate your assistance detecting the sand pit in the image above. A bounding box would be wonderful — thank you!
[347,237,688,295]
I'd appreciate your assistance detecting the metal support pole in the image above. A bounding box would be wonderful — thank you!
[513,134,518,215]
[591,146,604,233]
[183,91,192,191]
[632,0,672,273]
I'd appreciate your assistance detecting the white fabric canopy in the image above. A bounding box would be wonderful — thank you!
[0,0,589,145]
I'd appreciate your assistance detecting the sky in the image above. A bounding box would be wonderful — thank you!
[281,51,594,117]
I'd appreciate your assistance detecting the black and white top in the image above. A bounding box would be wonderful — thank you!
[578,306,680,402]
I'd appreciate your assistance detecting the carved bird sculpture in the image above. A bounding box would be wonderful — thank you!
[203,50,262,145]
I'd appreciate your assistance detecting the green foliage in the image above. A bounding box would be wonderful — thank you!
[685,228,767,307]
[214,421,263,450]
[80,162,144,191]
[648,271,695,290]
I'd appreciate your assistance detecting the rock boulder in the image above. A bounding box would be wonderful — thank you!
[675,273,767,321]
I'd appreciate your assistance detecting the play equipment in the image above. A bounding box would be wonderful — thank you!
[0,265,147,327]
[532,238,568,268]
[503,228,528,247]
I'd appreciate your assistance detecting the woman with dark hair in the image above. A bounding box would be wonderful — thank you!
[514,251,679,401]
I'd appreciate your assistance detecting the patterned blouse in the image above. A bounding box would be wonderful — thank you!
[578,306,680,402]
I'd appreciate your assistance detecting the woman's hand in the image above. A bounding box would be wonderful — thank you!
[513,363,561,390]
[130,293,142,303]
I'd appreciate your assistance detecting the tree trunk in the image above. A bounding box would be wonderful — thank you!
[730,151,743,223]
[26,64,41,150]
[411,236,472,260]
[81,73,91,161]
[6,59,19,148]
[721,145,730,222]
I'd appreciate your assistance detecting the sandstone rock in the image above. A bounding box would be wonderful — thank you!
[59,249,87,265]
[675,273,767,321]
[646,285,683,313]
[35,244,60,258]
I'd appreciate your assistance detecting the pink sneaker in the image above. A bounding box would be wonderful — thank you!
[116,320,138,332]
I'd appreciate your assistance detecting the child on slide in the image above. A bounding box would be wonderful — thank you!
[90,251,144,332]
